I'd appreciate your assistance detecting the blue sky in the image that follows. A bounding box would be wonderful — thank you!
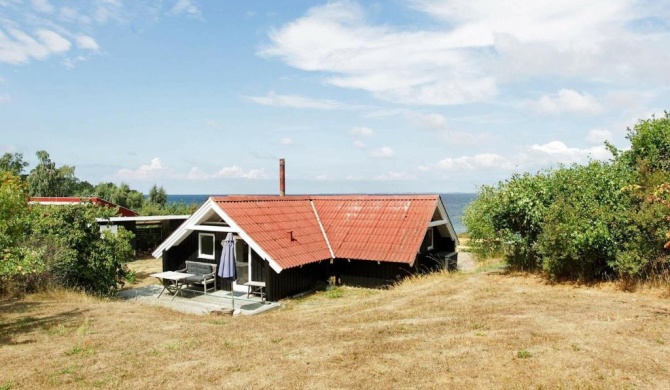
[1,0,669,195]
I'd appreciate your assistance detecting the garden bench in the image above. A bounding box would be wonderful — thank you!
[176,261,217,295]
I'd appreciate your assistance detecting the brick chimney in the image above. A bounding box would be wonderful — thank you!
[279,158,285,196]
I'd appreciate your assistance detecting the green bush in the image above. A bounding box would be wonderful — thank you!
[27,205,135,294]
[464,112,670,282]
[0,247,48,295]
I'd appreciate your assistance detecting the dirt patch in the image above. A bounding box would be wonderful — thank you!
[123,258,162,289]
[1,271,669,389]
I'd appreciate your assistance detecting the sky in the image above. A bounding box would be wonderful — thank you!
[1,0,669,195]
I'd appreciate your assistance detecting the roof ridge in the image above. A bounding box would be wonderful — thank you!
[310,200,334,259]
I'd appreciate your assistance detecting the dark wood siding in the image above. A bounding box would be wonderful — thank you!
[161,227,458,301]
[334,259,414,288]
[163,231,235,290]
[266,262,328,301]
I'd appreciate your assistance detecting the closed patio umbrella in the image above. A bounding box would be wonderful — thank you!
[218,233,237,310]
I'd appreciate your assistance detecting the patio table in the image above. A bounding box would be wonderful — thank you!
[150,271,195,301]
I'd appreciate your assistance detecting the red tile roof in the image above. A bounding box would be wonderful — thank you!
[212,195,440,270]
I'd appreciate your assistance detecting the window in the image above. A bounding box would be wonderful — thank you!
[426,227,434,250]
[198,233,215,260]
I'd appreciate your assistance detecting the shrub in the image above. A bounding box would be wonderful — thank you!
[27,204,135,294]
[464,112,670,282]
[0,247,48,296]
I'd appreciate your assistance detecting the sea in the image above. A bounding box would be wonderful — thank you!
[167,193,477,233]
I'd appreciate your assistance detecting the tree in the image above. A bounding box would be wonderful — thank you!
[94,182,116,201]
[149,184,168,206]
[0,153,28,176]
[27,150,77,197]
[0,172,29,248]
[72,180,95,196]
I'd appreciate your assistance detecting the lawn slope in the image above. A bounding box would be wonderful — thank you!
[1,269,670,389]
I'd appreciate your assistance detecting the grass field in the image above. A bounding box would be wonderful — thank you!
[1,260,670,389]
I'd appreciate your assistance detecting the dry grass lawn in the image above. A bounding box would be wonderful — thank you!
[2,263,670,389]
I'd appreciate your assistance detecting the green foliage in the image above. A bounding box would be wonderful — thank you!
[463,185,503,258]
[0,172,30,248]
[464,112,670,282]
[27,204,135,294]
[72,180,95,197]
[149,184,168,206]
[536,162,631,280]
[0,152,28,176]
[138,200,197,216]
[27,150,78,197]
[0,247,48,295]
[623,112,670,176]
[516,349,532,359]
[1,201,135,296]
[93,182,144,211]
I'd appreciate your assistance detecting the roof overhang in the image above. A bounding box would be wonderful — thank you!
[436,195,459,246]
[151,198,284,274]
[96,215,189,223]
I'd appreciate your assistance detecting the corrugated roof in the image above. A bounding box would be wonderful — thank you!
[313,195,438,263]
[212,195,440,270]
[213,197,332,269]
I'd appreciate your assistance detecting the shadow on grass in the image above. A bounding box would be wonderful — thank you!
[0,300,88,345]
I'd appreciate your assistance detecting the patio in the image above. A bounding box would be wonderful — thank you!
[118,285,280,316]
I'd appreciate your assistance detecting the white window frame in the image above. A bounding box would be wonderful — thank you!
[426,227,434,251]
[198,232,216,260]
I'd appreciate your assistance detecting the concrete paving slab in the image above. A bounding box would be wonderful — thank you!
[118,285,280,316]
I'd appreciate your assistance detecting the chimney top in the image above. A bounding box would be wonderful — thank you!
[279,158,286,196]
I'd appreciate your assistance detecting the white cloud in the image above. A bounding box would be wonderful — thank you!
[115,157,166,180]
[32,0,54,14]
[411,113,448,131]
[350,126,375,137]
[37,29,71,53]
[373,171,413,180]
[245,91,357,110]
[0,28,72,64]
[531,89,603,115]
[213,165,267,179]
[315,173,333,181]
[93,0,123,24]
[0,94,10,104]
[169,0,201,18]
[369,146,394,158]
[430,153,513,171]
[185,165,268,180]
[59,7,81,22]
[353,140,366,149]
[75,35,99,51]
[423,139,614,174]
[587,129,613,144]
[280,137,294,145]
[261,0,670,106]
[345,174,364,180]
[186,166,209,180]
[260,1,499,105]
[529,141,611,164]
[407,112,490,145]
[62,55,89,69]
[0,0,202,67]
